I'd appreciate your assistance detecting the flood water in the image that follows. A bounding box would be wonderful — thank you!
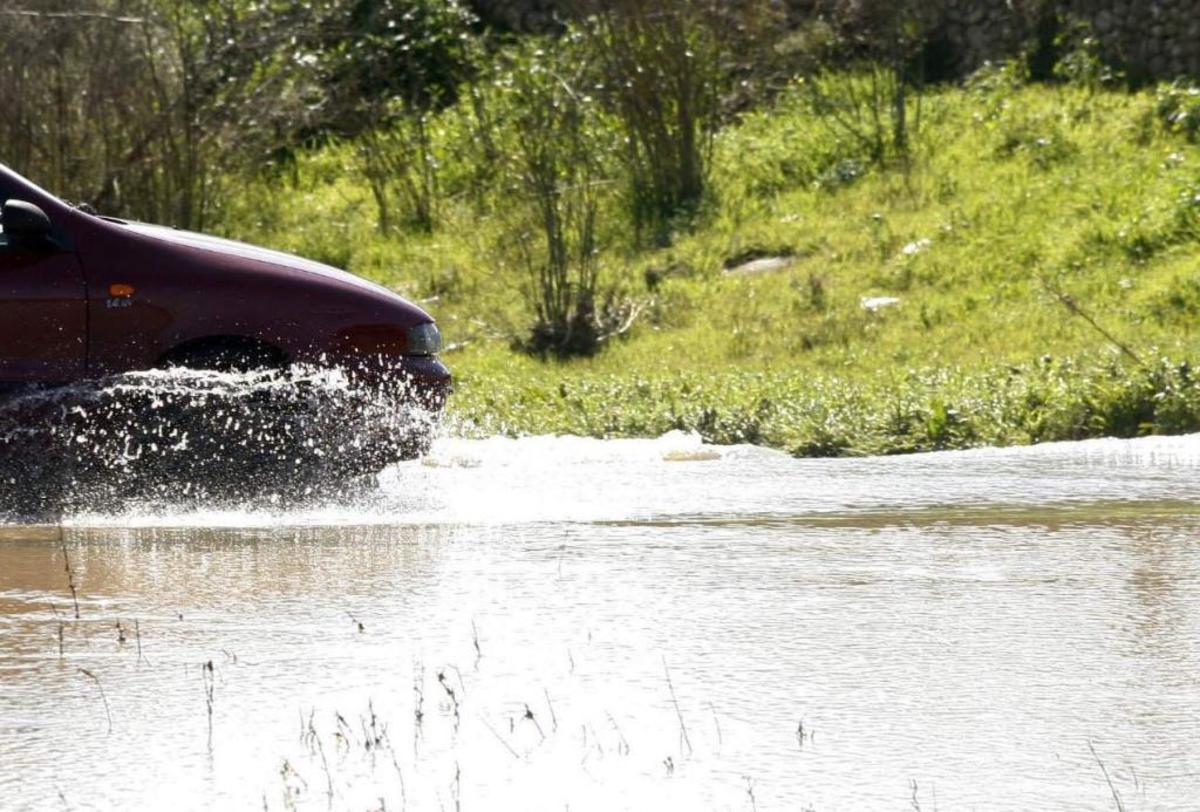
[3,431,1200,810]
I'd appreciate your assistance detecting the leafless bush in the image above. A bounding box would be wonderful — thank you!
[499,39,617,357]
[580,0,722,239]
[577,0,788,241]
[316,0,480,234]
[803,0,943,161]
[359,113,441,234]
[0,0,320,228]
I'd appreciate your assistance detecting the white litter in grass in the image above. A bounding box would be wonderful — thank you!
[901,238,932,256]
[861,296,901,312]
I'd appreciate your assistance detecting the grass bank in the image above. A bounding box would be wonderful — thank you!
[222,72,1200,455]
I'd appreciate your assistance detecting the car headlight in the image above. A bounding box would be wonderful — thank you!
[406,322,442,356]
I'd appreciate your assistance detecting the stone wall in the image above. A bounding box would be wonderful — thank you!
[467,0,1200,80]
[468,0,565,31]
[936,0,1200,80]
[1068,0,1200,80]
[938,1,1036,74]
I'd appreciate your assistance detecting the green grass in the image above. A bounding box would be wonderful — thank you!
[218,72,1200,455]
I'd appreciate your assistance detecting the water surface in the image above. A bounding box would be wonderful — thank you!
[3,431,1200,810]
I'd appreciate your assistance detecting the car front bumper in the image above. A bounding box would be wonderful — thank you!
[397,354,451,411]
[344,353,451,412]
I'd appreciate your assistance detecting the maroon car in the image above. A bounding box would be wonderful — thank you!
[0,163,449,428]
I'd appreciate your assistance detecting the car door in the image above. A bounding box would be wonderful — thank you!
[0,213,87,383]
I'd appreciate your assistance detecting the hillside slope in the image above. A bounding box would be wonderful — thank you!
[227,75,1200,455]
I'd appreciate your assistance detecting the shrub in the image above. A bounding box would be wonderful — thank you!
[497,38,622,357]
[806,0,942,162]
[1156,80,1200,142]
[313,0,479,133]
[314,0,481,233]
[0,0,313,229]
[583,0,727,240]
[1051,21,1123,91]
[357,111,442,234]
[802,68,914,166]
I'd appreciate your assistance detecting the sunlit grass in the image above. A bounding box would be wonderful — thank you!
[218,73,1200,454]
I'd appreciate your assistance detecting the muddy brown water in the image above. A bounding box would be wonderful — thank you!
[2,432,1200,810]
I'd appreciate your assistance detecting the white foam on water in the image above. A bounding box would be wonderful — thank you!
[45,429,1200,531]
[3,364,1200,530]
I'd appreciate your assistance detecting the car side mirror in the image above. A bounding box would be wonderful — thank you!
[2,199,53,247]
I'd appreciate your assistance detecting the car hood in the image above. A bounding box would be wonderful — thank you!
[115,220,421,313]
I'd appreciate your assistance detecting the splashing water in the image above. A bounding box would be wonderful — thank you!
[0,366,440,520]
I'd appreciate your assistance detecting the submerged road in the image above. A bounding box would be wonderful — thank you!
[2,431,1200,809]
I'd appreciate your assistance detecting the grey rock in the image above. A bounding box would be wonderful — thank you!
[724,256,795,277]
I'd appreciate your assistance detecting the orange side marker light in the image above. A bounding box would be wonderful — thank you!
[109,283,136,297]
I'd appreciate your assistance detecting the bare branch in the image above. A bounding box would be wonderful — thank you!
[0,9,146,24]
